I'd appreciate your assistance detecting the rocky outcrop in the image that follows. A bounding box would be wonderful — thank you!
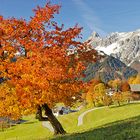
[130,61,140,72]
[83,55,137,83]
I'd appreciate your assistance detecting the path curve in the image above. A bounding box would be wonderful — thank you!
[77,106,106,126]
[42,101,140,131]
[77,100,140,126]
[42,121,54,132]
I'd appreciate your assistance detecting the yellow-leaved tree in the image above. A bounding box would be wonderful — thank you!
[128,74,140,84]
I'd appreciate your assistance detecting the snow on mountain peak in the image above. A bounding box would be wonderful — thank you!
[88,29,140,67]
[96,43,120,55]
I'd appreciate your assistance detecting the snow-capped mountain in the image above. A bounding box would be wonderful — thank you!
[88,30,140,70]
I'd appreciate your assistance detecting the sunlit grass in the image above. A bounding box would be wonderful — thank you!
[0,115,52,140]
[52,115,140,140]
[0,103,140,140]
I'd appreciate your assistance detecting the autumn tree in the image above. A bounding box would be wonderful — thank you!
[122,91,132,103]
[0,82,21,120]
[108,79,122,91]
[85,79,100,106]
[128,76,136,84]
[132,74,140,84]
[112,91,133,105]
[120,81,130,92]
[0,2,98,135]
[94,83,112,106]
[112,92,123,106]
[94,83,106,99]
[128,74,140,84]
[85,80,113,107]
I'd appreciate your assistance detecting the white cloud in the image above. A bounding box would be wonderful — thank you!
[72,0,106,36]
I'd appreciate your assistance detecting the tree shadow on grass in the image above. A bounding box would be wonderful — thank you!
[51,115,140,140]
[23,121,36,124]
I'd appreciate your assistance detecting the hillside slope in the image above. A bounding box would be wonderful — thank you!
[83,55,137,83]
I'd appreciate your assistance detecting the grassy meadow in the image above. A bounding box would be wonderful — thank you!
[0,103,140,140]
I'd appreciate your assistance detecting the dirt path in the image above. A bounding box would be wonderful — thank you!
[77,106,106,126]
[42,121,54,132]
[77,101,140,126]
[42,101,140,130]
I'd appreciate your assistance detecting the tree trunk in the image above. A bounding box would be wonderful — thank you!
[43,103,66,135]
[93,101,96,107]
[36,105,48,121]
[118,101,120,106]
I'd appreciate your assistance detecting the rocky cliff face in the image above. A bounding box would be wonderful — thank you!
[130,61,140,72]
[88,29,140,70]
[83,55,137,83]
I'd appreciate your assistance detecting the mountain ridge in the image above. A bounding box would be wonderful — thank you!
[83,54,137,83]
[88,29,140,71]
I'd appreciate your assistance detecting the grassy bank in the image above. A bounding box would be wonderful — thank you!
[52,115,140,140]
[0,103,140,140]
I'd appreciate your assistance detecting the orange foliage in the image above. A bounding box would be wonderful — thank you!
[0,2,98,119]
[120,81,130,92]
[0,83,21,120]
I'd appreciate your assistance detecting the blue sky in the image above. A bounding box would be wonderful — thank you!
[1,0,140,40]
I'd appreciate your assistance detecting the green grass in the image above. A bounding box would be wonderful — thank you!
[0,107,88,140]
[0,115,52,140]
[58,103,140,134]
[82,103,140,131]
[0,103,140,140]
[52,115,140,140]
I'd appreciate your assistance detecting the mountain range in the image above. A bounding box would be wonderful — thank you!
[88,30,140,72]
[83,55,137,83]
[83,29,140,83]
